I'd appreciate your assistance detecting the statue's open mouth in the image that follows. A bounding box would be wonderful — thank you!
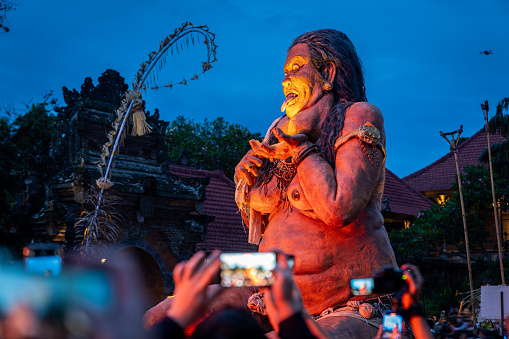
[281,93,297,112]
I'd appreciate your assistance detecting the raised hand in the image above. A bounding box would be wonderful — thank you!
[166,251,224,329]
[399,264,433,339]
[262,253,330,339]
[261,253,303,332]
[400,263,423,310]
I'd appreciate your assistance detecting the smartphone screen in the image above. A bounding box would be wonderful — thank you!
[350,277,374,296]
[0,267,117,317]
[219,252,276,287]
[382,312,403,339]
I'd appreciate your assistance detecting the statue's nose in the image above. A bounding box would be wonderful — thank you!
[282,74,291,88]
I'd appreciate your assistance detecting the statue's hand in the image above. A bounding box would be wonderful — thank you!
[234,149,264,186]
[250,128,313,162]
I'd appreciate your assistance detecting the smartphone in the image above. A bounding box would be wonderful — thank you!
[219,252,277,287]
[382,312,403,339]
[23,243,63,276]
[0,266,117,317]
[350,277,374,296]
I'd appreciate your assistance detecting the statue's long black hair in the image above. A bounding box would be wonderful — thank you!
[254,29,367,189]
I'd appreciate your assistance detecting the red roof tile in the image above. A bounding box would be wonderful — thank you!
[383,168,433,216]
[403,128,506,193]
[168,165,258,252]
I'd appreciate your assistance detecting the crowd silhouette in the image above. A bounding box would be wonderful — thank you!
[0,247,443,339]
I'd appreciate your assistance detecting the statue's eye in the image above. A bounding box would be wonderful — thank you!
[292,64,300,71]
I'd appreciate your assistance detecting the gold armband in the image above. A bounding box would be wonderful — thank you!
[334,122,386,166]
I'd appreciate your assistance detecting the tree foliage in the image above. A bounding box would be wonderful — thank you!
[166,116,262,179]
[0,117,16,212]
[0,0,15,33]
[10,104,56,171]
[389,165,509,266]
[0,99,56,213]
[389,203,445,264]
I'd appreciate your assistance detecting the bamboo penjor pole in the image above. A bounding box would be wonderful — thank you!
[481,100,505,285]
[440,126,475,317]
[75,22,218,255]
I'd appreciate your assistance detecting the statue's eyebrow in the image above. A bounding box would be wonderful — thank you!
[283,55,307,73]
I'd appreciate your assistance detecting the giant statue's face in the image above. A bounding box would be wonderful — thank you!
[281,43,326,119]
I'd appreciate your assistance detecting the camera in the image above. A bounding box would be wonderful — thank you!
[218,252,294,287]
[350,266,407,296]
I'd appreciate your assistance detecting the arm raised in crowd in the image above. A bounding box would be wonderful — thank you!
[400,264,433,339]
[166,251,224,329]
[262,253,330,339]
[151,251,224,339]
[374,264,433,339]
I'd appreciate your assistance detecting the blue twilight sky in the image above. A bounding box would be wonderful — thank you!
[1,0,508,178]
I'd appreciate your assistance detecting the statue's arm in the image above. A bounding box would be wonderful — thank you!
[297,102,385,228]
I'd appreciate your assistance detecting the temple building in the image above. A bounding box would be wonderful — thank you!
[403,126,508,256]
[167,165,257,253]
[403,128,505,204]
[2,70,259,309]
[381,168,433,230]
[2,71,212,308]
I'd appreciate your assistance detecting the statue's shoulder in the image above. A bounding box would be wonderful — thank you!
[343,102,384,134]
[345,102,383,123]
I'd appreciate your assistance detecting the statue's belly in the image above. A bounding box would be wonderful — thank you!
[259,208,396,315]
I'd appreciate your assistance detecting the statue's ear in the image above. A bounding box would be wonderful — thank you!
[323,62,336,84]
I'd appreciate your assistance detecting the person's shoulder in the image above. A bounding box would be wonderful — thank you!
[343,101,384,134]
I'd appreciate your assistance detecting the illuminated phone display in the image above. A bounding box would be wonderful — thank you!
[382,312,403,339]
[219,252,276,287]
[350,277,374,296]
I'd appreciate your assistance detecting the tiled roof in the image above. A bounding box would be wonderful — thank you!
[403,128,506,193]
[383,168,433,216]
[168,165,258,252]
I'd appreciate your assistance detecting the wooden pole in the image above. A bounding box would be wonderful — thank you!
[501,291,505,338]
[482,100,505,285]
[440,126,475,318]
